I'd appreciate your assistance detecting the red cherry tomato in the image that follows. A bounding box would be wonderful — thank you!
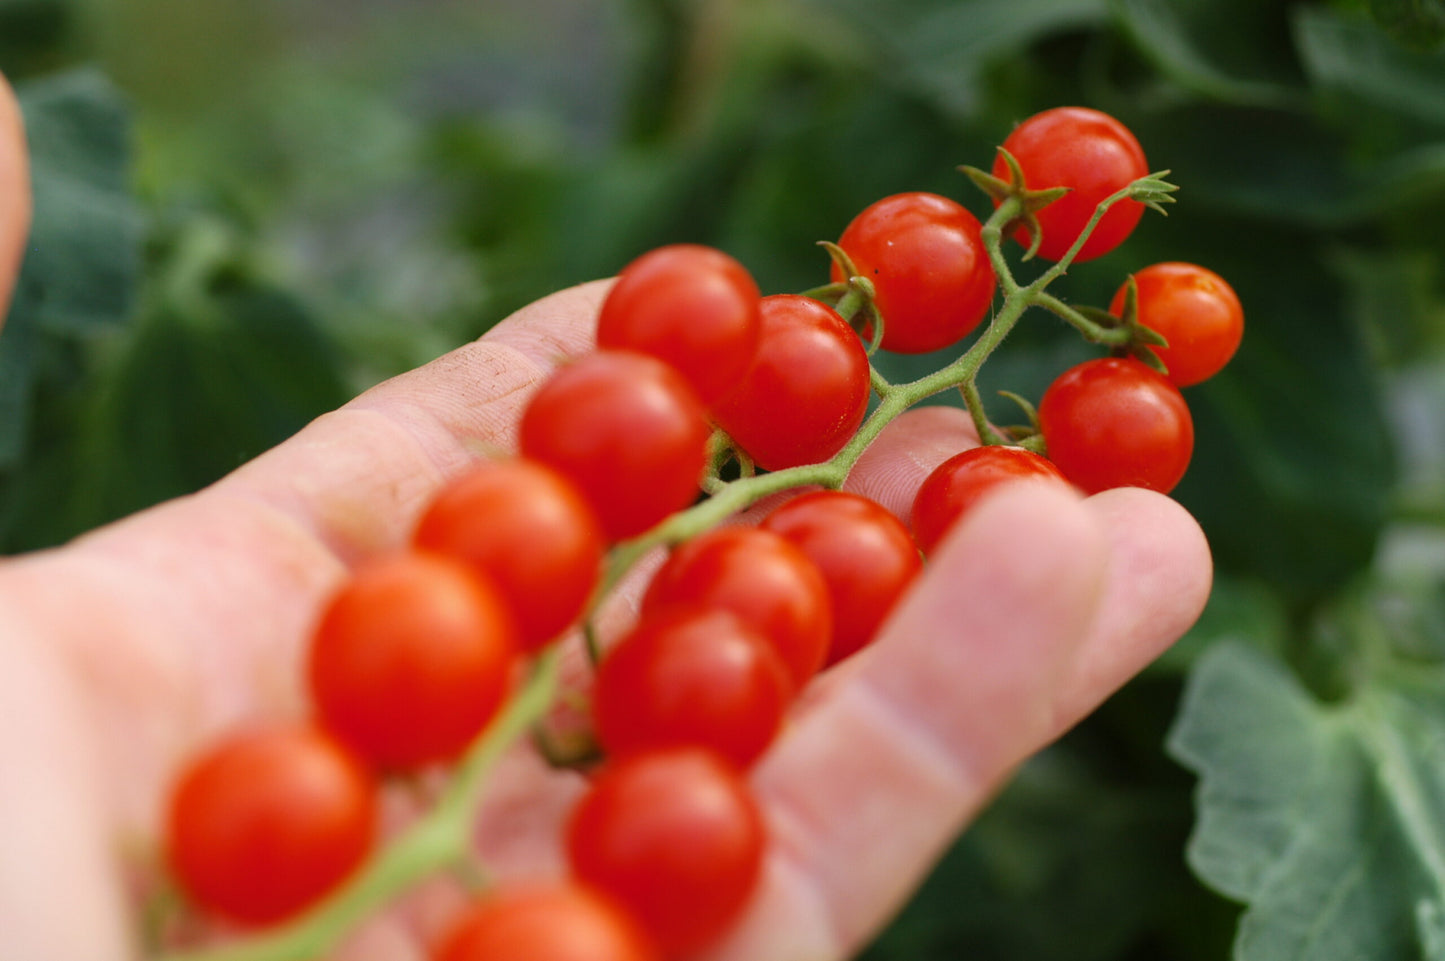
[433,884,659,961]
[831,191,996,354]
[165,726,377,926]
[761,490,921,665]
[593,605,791,769]
[520,351,710,541]
[595,244,762,405]
[308,551,518,770]
[992,106,1148,263]
[1039,357,1194,494]
[567,748,765,956]
[1111,262,1244,387]
[712,294,870,471]
[642,525,832,693]
[413,458,604,652]
[910,445,1070,556]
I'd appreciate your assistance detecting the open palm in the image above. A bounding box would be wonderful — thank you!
[0,73,1211,961]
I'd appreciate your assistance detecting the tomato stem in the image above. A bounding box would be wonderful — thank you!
[155,651,561,961]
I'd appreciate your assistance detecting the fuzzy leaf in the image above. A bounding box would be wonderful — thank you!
[0,69,141,467]
[1170,638,1445,960]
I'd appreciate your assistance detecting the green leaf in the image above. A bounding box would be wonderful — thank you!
[1366,0,1445,51]
[1295,6,1445,129]
[1170,634,1445,960]
[1112,0,1305,108]
[801,0,1110,116]
[0,69,142,466]
[0,282,351,549]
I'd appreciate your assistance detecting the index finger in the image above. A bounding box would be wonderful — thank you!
[0,70,31,323]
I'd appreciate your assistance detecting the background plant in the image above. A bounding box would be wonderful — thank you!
[2,0,1444,958]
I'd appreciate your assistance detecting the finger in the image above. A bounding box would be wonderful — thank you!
[702,481,1211,961]
[0,70,31,324]
[844,405,978,520]
[0,280,610,835]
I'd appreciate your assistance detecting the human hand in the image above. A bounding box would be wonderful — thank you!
[0,71,1211,961]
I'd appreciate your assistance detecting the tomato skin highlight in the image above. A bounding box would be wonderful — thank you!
[831,192,996,354]
[1039,357,1194,494]
[308,551,519,771]
[413,458,604,652]
[520,351,711,541]
[595,244,762,405]
[642,525,832,693]
[761,490,922,665]
[1111,262,1243,387]
[712,294,870,471]
[593,604,791,769]
[993,106,1148,263]
[910,445,1070,556]
[433,884,660,961]
[566,748,765,956]
[165,726,377,926]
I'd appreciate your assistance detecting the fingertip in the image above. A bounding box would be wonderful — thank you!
[0,69,31,324]
[1060,488,1212,719]
[845,405,979,520]
[479,278,612,371]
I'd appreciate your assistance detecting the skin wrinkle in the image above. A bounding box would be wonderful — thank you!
[0,155,1214,961]
[751,677,982,955]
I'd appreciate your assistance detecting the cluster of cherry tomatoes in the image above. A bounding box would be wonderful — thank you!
[158,105,1242,961]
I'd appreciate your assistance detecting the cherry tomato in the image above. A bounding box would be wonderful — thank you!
[520,351,710,541]
[992,106,1148,263]
[831,191,996,354]
[413,458,604,652]
[433,884,659,961]
[165,725,377,926]
[761,490,921,665]
[308,551,518,770]
[712,294,869,471]
[910,445,1070,556]
[567,748,765,956]
[595,244,762,405]
[1039,357,1193,494]
[642,525,831,693]
[1111,262,1243,387]
[593,605,791,769]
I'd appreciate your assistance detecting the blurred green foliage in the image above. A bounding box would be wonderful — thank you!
[3,0,1445,958]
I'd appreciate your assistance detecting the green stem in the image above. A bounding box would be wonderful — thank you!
[156,652,561,961]
[154,168,1177,961]
[1034,291,1131,346]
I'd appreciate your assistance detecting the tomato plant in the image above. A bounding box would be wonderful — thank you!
[165,726,377,926]
[641,525,832,693]
[910,445,1070,556]
[595,244,762,405]
[831,192,996,354]
[593,604,791,768]
[519,350,710,540]
[308,551,518,770]
[992,106,1148,263]
[566,748,765,956]
[412,458,604,652]
[712,294,869,471]
[1039,357,1194,494]
[1111,261,1244,387]
[761,490,922,665]
[433,884,659,961]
